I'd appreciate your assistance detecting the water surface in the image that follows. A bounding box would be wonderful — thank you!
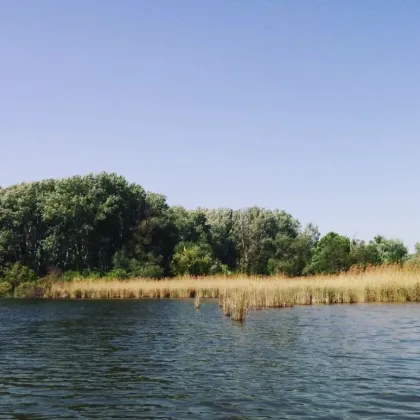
[1,300,420,419]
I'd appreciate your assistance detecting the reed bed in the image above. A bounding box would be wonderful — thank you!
[220,266,420,321]
[48,276,238,300]
[46,265,420,322]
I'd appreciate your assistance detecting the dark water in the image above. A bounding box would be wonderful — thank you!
[1,301,420,419]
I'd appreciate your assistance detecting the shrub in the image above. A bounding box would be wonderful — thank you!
[405,256,420,268]
[171,243,214,276]
[83,271,103,280]
[62,271,84,282]
[14,282,46,298]
[131,263,164,279]
[105,268,130,280]
[209,261,231,275]
[2,263,38,294]
[0,281,12,297]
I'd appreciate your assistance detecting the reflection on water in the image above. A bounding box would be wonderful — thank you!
[1,300,420,419]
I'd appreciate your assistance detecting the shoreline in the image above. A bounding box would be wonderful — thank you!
[2,265,420,321]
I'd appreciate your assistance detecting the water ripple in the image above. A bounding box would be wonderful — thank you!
[1,300,420,419]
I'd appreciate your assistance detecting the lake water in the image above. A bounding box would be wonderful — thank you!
[1,300,420,419]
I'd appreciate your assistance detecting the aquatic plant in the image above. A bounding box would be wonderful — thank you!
[17,265,414,323]
[194,293,201,309]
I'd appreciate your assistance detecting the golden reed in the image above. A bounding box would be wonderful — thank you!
[46,265,420,322]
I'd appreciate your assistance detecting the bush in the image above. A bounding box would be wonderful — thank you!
[2,263,38,294]
[105,269,130,280]
[62,271,83,282]
[209,261,231,275]
[14,282,47,298]
[171,243,214,276]
[0,281,12,297]
[61,271,103,281]
[131,263,164,279]
[404,256,420,268]
[83,271,103,280]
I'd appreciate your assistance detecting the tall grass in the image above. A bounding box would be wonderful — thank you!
[37,265,420,322]
[194,293,201,309]
[48,276,231,300]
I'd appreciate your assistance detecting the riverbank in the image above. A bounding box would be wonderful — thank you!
[3,265,420,322]
[219,266,420,321]
[40,265,420,320]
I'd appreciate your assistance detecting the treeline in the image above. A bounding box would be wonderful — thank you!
[0,173,418,283]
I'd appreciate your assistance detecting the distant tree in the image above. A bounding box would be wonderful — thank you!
[233,207,300,275]
[204,208,237,270]
[170,206,211,245]
[405,242,420,268]
[306,232,351,274]
[171,242,214,276]
[268,223,320,277]
[371,235,408,264]
[41,173,146,272]
[1,263,38,294]
[350,239,381,268]
[112,192,177,277]
[0,172,413,280]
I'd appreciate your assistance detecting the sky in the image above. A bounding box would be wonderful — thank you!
[1,1,419,249]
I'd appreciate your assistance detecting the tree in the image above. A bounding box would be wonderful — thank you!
[405,242,420,268]
[0,172,413,280]
[371,236,408,264]
[204,208,237,270]
[233,207,300,275]
[170,206,212,245]
[1,263,38,294]
[350,239,381,268]
[41,173,146,272]
[268,223,320,277]
[306,232,351,274]
[112,192,177,277]
[0,180,55,272]
[0,173,146,275]
[171,242,215,276]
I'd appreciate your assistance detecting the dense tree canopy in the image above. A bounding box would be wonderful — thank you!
[0,173,412,282]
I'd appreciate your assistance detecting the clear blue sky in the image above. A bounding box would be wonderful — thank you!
[1,1,419,249]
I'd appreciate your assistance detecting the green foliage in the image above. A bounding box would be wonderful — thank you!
[405,256,420,268]
[0,173,145,274]
[268,224,320,277]
[105,269,130,280]
[82,271,103,280]
[403,243,420,268]
[111,192,177,277]
[130,262,164,278]
[171,243,215,276]
[59,270,103,281]
[14,282,40,298]
[350,240,381,268]
[0,281,12,297]
[204,209,237,269]
[2,263,38,294]
[209,260,231,275]
[62,271,84,282]
[233,207,301,275]
[371,236,408,264]
[13,277,51,298]
[0,173,415,287]
[306,232,351,274]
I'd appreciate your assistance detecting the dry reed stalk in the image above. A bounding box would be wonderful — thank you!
[194,293,201,309]
[44,265,420,322]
